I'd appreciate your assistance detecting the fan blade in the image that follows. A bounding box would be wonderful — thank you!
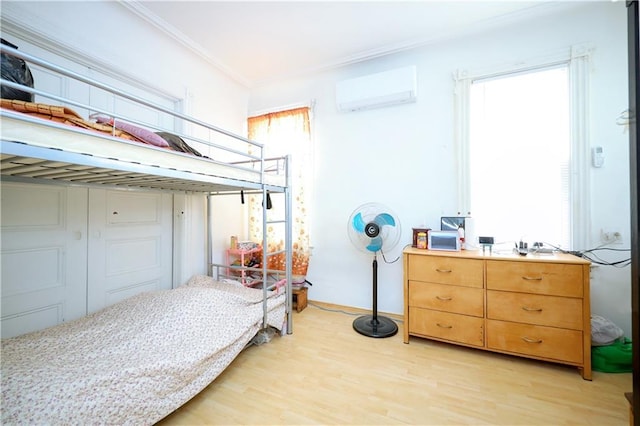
[352,212,366,232]
[374,213,396,228]
[366,236,382,252]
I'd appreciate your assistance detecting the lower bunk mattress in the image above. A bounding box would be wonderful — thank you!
[1,275,286,425]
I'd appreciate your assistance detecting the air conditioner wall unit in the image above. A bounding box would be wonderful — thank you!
[335,65,417,112]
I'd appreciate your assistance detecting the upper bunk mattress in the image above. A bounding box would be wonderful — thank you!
[1,111,287,193]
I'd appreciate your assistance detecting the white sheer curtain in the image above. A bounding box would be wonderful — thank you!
[247,107,312,281]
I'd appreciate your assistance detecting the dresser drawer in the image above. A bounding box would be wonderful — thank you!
[487,290,583,329]
[486,319,583,364]
[407,255,483,288]
[409,307,484,347]
[409,281,483,317]
[486,260,583,297]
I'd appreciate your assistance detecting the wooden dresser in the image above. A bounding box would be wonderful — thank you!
[403,248,592,380]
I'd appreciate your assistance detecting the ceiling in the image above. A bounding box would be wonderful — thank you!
[124,1,583,87]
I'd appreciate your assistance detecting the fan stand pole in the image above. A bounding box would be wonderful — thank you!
[352,253,399,338]
[372,255,378,324]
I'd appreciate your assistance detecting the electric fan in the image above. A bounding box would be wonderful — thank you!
[347,202,401,338]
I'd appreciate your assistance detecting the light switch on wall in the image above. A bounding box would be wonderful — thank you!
[592,146,604,167]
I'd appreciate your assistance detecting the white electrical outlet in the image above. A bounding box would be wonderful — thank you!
[612,231,623,244]
[600,229,623,244]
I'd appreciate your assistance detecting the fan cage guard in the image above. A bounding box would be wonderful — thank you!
[347,202,402,254]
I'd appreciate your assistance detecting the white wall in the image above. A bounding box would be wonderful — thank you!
[1,1,249,134]
[248,2,632,336]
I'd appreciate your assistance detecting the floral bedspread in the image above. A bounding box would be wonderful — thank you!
[1,275,285,425]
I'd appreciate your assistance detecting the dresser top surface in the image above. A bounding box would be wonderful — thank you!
[403,247,590,265]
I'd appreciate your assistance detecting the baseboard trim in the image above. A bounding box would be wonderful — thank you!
[306,299,403,321]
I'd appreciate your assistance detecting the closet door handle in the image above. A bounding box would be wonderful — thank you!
[436,295,452,301]
[522,336,543,344]
[521,306,543,312]
[436,268,452,273]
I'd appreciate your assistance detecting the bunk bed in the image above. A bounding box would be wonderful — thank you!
[0,43,293,424]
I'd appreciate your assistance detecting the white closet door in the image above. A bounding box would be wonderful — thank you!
[87,189,173,313]
[0,183,88,338]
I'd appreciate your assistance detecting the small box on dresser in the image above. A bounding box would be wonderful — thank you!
[403,247,592,380]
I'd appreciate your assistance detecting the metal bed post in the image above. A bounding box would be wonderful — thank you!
[261,151,269,330]
[206,193,213,277]
[284,154,293,333]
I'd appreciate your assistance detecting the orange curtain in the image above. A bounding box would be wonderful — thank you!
[247,107,311,282]
[248,107,310,140]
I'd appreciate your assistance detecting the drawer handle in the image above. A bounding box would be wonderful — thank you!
[436,296,452,301]
[435,268,452,273]
[522,336,543,344]
[521,306,543,312]
[522,276,543,281]
[436,323,453,329]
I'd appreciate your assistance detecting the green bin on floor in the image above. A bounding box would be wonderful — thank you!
[592,338,632,373]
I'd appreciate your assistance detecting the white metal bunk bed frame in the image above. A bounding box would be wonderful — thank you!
[0,44,294,333]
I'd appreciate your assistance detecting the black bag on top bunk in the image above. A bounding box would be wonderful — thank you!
[155,131,204,157]
[1,39,34,102]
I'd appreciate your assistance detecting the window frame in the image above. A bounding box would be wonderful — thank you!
[454,44,593,250]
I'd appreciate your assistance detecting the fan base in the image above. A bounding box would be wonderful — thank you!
[353,315,398,338]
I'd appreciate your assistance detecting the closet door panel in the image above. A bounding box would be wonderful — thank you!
[87,189,172,313]
[0,183,88,338]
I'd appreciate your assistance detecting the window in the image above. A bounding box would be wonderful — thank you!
[470,66,570,247]
[455,45,592,250]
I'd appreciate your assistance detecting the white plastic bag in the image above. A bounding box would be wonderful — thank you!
[591,315,624,346]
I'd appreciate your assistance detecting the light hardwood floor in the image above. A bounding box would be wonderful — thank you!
[159,302,631,425]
